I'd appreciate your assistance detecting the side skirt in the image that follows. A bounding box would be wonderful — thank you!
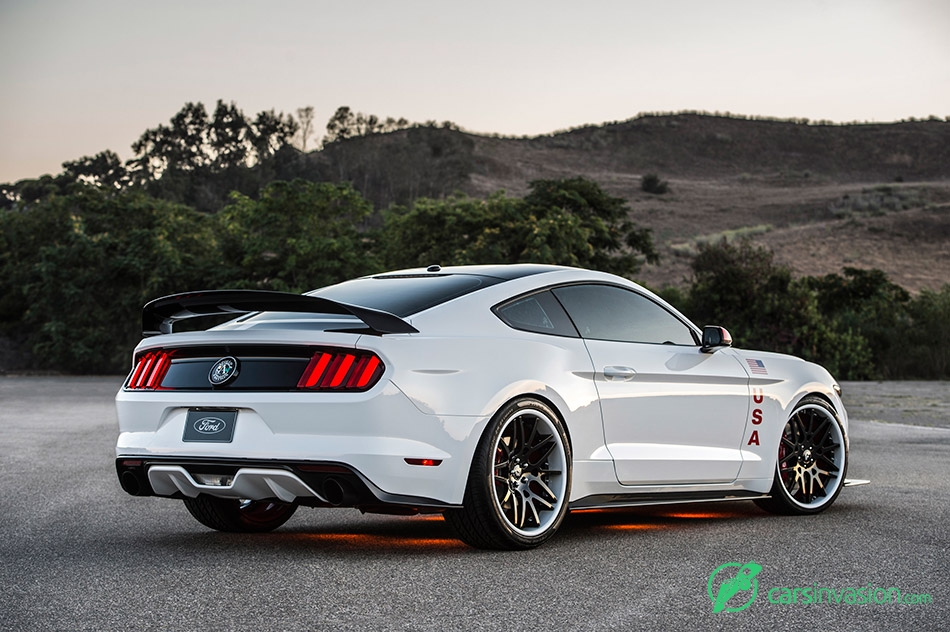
[569,490,770,511]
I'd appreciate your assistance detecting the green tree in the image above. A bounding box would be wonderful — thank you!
[685,239,873,379]
[61,150,128,190]
[208,100,252,171]
[296,106,316,151]
[123,101,300,211]
[251,108,299,162]
[216,179,379,292]
[129,101,211,182]
[381,193,557,268]
[324,106,411,145]
[0,173,76,209]
[804,267,910,377]
[881,286,950,378]
[523,177,658,277]
[325,106,357,144]
[0,190,73,328]
[381,177,657,276]
[1,186,220,372]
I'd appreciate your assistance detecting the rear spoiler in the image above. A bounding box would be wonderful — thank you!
[142,290,418,337]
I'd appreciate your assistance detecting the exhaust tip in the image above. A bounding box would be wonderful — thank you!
[120,470,144,496]
[322,477,352,506]
[323,478,345,505]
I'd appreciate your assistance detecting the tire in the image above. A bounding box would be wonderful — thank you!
[183,496,298,533]
[445,398,571,550]
[756,396,848,515]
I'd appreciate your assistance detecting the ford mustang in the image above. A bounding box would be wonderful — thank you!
[115,264,853,549]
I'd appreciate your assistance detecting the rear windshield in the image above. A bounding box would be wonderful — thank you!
[305,274,504,317]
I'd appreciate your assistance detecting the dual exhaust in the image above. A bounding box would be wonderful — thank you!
[117,461,359,506]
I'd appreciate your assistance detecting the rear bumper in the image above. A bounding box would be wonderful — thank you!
[115,381,489,505]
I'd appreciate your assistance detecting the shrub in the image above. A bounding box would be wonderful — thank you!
[683,239,875,379]
[880,286,950,378]
[640,173,670,195]
[2,187,220,372]
[382,177,658,278]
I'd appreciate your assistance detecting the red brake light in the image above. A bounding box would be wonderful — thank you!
[127,350,174,390]
[297,349,384,391]
[349,356,381,388]
[299,353,333,389]
[327,353,356,388]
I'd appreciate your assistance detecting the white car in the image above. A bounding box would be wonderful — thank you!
[115,264,851,549]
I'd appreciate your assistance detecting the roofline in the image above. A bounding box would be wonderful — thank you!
[372,263,574,281]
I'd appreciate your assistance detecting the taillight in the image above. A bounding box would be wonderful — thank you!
[297,350,384,391]
[127,350,173,390]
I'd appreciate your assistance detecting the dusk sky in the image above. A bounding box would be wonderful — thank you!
[1,0,948,183]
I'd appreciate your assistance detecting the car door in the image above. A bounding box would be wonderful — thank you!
[552,284,750,486]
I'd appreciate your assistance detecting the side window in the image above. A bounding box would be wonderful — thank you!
[552,284,697,345]
[494,291,579,337]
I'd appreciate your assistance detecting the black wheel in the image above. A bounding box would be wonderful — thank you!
[445,398,571,550]
[183,496,297,533]
[756,396,848,515]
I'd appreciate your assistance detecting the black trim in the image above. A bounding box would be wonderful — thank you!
[551,282,701,346]
[115,457,456,510]
[142,290,419,337]
[569,490,768,510]
[493,281,701,344]
[492,289,580,338]
[380,264,563,281]
[126,344,385,392]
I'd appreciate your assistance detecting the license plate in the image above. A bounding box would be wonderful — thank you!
[183,409,237,443]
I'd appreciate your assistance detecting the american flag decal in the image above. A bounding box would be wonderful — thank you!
[746,358,768,375]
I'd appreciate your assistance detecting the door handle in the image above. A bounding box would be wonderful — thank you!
[604,366,637,381]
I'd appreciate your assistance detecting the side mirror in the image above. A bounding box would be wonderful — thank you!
[701,326,733,353]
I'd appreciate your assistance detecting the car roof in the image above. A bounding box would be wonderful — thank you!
[371,263,570,281]
[302,264,570,319]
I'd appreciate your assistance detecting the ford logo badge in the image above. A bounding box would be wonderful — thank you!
[209,356,239,386]
[194,416,227,434]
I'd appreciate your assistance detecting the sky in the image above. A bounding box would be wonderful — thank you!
[1,0,948,184]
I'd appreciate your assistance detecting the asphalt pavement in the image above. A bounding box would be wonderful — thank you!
[1,377,947,631]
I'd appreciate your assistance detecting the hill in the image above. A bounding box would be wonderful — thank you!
[314,113,950,291]
[6,111,948,292]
